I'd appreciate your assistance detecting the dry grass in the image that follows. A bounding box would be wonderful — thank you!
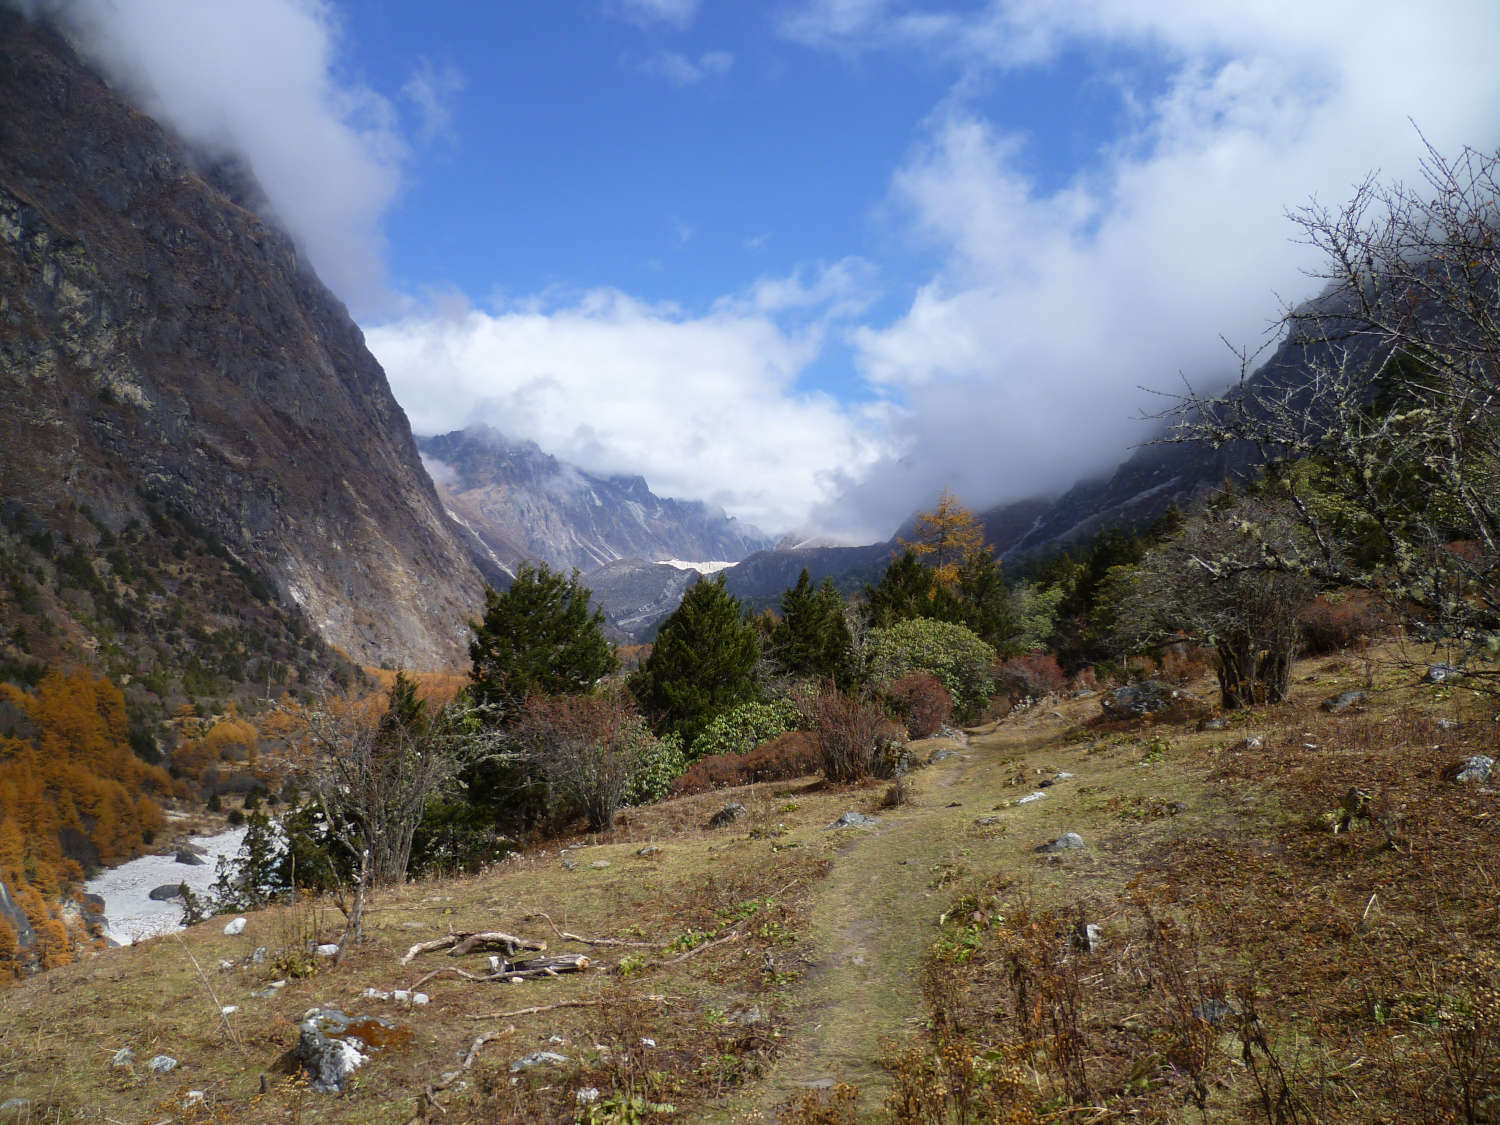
[2,644,1496,1123]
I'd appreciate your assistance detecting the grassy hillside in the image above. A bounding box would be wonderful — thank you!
[0,642,1493,1122]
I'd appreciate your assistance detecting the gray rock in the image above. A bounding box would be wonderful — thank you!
[223,917,247,936]
[727,1005,764,1025]
[249,946,268,964]
[1320,690,1368,713]
[1234,736,1265,752]
[560,858,578,871]
[111,1046,135,1068]
[1202,717,1228,731]
[1437,718,1461,731]
[174,849,206,866]
[294,1008,368,1093]
[636,845,660,856]
[148,883,186,902]
[1101,681,1180,717]
[147,1055,178,1074]
[973,816,1002,827]
[1036,832,1086,854]
[928,749,959,763]
[589,860,611,870]
[707,803,748,829]
[1425,663,1463,683]
[827,811,880,829]
[1194,999,1239,1026]
[509,1051,569,1073]
[1448,755,1495,785]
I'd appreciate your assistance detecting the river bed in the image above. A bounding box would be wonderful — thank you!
[83,824,248,944]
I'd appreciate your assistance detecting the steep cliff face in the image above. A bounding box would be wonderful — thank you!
[0,12,482,669]
[418,427,772,574]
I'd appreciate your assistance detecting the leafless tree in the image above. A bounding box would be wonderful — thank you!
[1113,498,1317,708]
[275,680,510,946]
[1167,139,1500,668]
[511,687,651,833]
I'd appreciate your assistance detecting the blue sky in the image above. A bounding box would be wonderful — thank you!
[52,0,1500,539]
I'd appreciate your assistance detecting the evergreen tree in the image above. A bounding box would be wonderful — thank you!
[467,564,617,722]
[953,548,1017,652]
[864,549,960,629]
[770,569,854,685]
[631,575,760,746]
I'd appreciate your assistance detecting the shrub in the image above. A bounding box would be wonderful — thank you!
[1299,593,1382,655]
[689,699,802,760]
[996,652,1066,700]
[882,673,952,739]
[626,731,688,805]
[801,687,903,784]
[668,731,820,797]
[513,690,653,832]
[866,618,997,722]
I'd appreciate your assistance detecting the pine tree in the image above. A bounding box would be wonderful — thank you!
[468,564,617,722]
[771,569,854,685]
[631,575,760,746]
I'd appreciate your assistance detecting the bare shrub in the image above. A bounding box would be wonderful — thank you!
[800,687,902,784]
[1298,593,1382,655]
[512,689,652,832]
[997,651,1067,698]
[667,731,819,797]
[882,672,952,738]
[1158,644,1213,684]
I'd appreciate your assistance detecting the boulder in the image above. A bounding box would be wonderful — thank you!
[223,917,247,936]
[510,1051,568,1073]
[294,1007,395,1093]
[1036,832,1086,854]
[147,1055,177,1074]
[174,849,206,866]
[148,884,186,902]
[1444,755,1495,785]
[1320,690,1368,713]
[1101,681,1179,717]
[707,803,747,829]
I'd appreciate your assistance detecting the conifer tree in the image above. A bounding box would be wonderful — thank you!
[631,575,760,746]
[771,568,854,685]
[900,488,987,588]
[467,564,617,722]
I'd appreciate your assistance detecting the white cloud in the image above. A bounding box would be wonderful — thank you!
[635,48,733,85]
[47,0,418,315]
[610,0,700,30]
[786,0,1500,533]
[402,57,464,144]
[366,266,893,535]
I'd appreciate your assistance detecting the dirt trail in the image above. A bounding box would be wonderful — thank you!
[716,718,1071,1121]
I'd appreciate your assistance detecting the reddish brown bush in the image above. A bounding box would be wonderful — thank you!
[1298,593,1383,655]
[882,673,953,739]
[1158,644,1213,685]
[668,731,819,797]
[801,688,902,784]
[996,652,1067,699]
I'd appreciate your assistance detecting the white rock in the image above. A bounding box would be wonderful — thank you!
[223,917,247,936]
[393,989,411,1003]
[362,988,391,1001]
[1016,791,1048,805]
[220,1005,239,1015]
[412,992,429,1005]
[315,943,339,957]
[641,1037,656,1048]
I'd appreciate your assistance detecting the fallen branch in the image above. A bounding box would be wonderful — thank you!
[525,911,660,949]
[406,1025,517,1124]
[411,954,591,990]
[463,994,679,1021]
[668,930,743,963]
[400,930,546,965]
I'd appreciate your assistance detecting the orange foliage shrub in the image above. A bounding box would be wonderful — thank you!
[996,652,1067,699]
[882,673,953,739]
[1298,593,1384,655]
[668,731,820,797]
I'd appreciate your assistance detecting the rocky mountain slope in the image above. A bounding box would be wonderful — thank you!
[0,11,484,673]
[418,426,772,574]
